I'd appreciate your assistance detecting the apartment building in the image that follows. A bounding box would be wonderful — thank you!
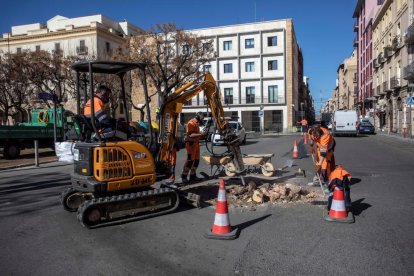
[180,19,305,133]
[353,0,383,116]
[0,14,142,120]
[332,51,357,111]
[403,0,414,137]
[372,0,410,133]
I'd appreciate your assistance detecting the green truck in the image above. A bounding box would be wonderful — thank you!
[0,107,74,159]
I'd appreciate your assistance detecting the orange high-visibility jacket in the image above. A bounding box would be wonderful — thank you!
[329,165,351,188]
[186,118,200,141]
[84,97,111,126]
[316,130,334,157]
[299,119,308,126]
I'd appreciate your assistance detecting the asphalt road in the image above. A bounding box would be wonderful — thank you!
[0,134,413,275]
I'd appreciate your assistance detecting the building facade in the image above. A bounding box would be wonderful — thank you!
[372,0,410,133]
[353,0,383,116]
[333,51,357,111]
[179,19,307,133]
[403,0,414,137]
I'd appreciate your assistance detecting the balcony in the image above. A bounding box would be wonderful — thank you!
[404,22,414,44]
[353,37,359,47]
[403,62,414,80]
[383,46,393,59]
[353,20,358,32]
[373,58,380,68]
[378,52,385,63]
[240,97,262,104]
[392,35,403,50]
[390,77,401,89]
[76,46,88,55]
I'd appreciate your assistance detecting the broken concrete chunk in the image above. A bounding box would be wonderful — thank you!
[252,190,264,203]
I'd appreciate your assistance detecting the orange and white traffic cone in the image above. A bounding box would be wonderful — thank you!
[292,140,299,159]
[205,178,239,240]
[303,133,308,145]
[323,186,354,223]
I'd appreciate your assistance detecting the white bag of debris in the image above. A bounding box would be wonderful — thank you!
[55,142,75,163]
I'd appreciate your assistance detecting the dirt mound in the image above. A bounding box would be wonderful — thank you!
[226,180,320,208]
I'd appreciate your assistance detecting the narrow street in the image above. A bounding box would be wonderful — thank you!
[0,134,413,275]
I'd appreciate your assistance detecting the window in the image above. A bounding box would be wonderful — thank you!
[16,47,21,54]
[203,65,211,73]
[106,42,111,54]
[245,38,254,49]
[224,88,233,104]
[268,85,278,103]
[268,60,278,70]
[267,36,277,46]
[35,45,40,52]
[223,41,232,51]
[246,87,255,103]
[224,63,233,73]
[182,45,191,55]
[245,62,255,72]
[80,40,85,48]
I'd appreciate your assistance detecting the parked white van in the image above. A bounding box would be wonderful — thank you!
[332,110,359,136]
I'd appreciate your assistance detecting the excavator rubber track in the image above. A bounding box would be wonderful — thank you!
[77,188,179,228]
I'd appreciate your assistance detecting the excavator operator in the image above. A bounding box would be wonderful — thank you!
[84,85,114,130]
[181,111,207,183]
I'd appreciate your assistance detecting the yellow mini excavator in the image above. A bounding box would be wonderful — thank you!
[61,61,244,228]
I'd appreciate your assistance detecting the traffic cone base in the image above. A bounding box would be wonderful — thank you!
[205,179,239,240]
[323,187,354,223]
[323,206,354,223]
[303,133,308,145]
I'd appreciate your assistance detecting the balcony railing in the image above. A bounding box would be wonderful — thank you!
[390,77,401,89]
[378,52,385,63]
[262,97,285,104]
[76,46,88,55]
[404,22,414,44]
[383,46,393,59]
[403,62,414,80]
[392,35,403,50]
[240,97,262,104]
[373,58,380,68]
[353,20,358,32]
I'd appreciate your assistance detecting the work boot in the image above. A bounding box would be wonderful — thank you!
[165,175,175,185]
[181,174,189,184]
[189,174,203,182]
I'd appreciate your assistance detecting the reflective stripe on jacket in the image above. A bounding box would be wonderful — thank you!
[84,97,111,126]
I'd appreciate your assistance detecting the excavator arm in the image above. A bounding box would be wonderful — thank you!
[157,72,244,175]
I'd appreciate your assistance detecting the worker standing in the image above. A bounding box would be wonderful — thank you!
[298,118,308,136]
[310,125,336,183]
[181,112,206,183]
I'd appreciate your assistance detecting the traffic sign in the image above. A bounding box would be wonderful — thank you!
[406,96,414,106]
[258,110,264,117]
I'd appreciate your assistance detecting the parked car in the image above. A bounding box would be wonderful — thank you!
[358,121,375,134]
[212,121,246,145]
[332,110,359,137]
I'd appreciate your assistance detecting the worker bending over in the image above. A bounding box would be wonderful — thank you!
[310,125,336,183]
[181,111,206,183]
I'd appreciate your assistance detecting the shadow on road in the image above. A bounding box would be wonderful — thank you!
[234,214,271,231]
[351,198,371,216]
[349,177,361,186]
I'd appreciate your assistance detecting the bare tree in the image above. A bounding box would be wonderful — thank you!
[129,23,215,109]
[0,52,34,124]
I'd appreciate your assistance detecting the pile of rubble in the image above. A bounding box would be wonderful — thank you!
[226,181,320,208]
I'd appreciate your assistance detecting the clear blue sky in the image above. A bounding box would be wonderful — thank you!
[0,0,356,114]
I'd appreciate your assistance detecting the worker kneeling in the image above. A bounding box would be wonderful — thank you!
[324,165,354,223]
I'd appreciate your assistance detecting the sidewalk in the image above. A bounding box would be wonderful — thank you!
[377,131,414,143]
[0,150,58,171]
